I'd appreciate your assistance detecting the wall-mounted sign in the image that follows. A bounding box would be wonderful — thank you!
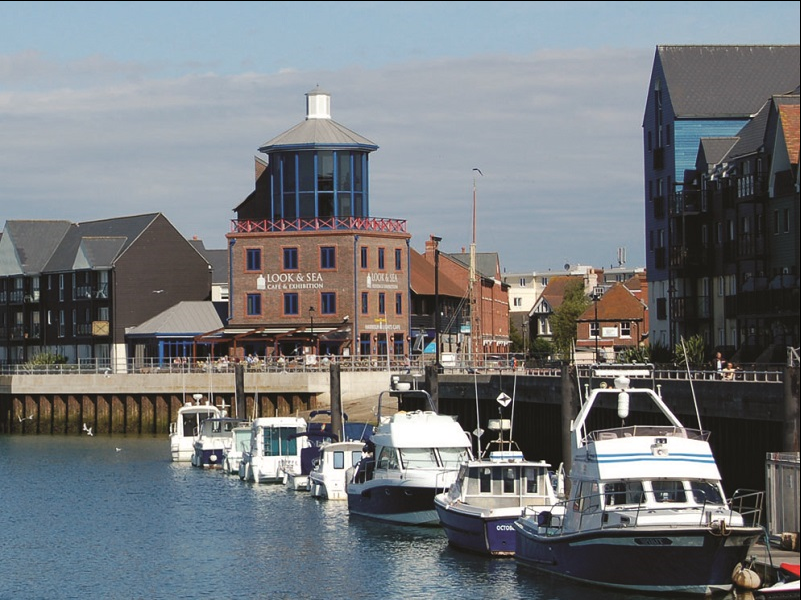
[366,272,399,290]
[262,272,324,290]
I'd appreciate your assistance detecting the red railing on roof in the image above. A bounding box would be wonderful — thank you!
[230,216,407,234]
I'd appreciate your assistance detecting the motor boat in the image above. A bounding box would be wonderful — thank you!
[346,390,473,526]
[513,364,765,596]
[191,417,248,468]
[434,417,562,556]
[239,417,308,484]
[169,398,222,462]
[222,423,253,475]
[309,440,365,500]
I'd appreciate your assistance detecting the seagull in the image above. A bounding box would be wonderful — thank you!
[82,423,94,436]
[115,447,122,452]
[17,414,34,422]
[473,168,483,176]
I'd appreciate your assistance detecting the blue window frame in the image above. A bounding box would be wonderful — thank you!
[378,248,385,270]
[360,246,368,269]
[283,247,298,270]
[321,292,336,315]
[361,292,368,314]
[395,248,402,271]
[284,293,298,315]
[395,292,402,315]
[246,248,261,272]
[246,293,262,316]
[378,292,385,315]
[320,246,336,270]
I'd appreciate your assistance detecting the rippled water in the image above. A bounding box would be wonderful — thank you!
[2,435,696,600]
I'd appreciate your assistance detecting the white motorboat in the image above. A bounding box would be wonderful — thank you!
[513,364,765,596]
[239,417,308,484]
[222,424,253,475]
[346,390,473,526]
[191,417,248,468]
[434,418,562,556]
[169,398,222,462]
[308,440,365,500]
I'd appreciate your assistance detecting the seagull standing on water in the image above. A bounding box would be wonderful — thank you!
[82,423,94,436]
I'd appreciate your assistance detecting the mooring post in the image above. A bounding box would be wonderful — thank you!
[561,363,578,496]
[330,362,343,441]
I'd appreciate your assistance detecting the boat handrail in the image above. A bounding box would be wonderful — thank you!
[585,425,709,443]
[528,488,765,538]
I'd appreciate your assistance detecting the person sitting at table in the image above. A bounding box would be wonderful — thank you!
[721,362,736,380]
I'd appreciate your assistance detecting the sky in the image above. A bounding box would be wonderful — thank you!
[1,2,799,273]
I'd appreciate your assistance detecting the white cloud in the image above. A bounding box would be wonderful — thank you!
[1,47,653,271]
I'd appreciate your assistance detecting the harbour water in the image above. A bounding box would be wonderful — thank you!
[1,435,732,600]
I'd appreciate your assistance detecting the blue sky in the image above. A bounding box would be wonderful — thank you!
[1,1,799,272]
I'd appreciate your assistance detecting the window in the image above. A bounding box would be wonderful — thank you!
[360,246,368,269]
[620,321,631,337]
[359,333,371,356]
[361,292,368,314]
[590,322,599,338]
[320,246,336,270]
[321,292,336,314]
[246,293,262,316]
[246,248,261,272]
[652,480,687,503]
[513,297,522,307]
[377,248,385,270]
[773,210,780,234]
[395,248,402,271]
[784,208,790,233]
[283,247,298,270]
[378,293,385,315]
[283,293,298,315]
[395,292,402,315]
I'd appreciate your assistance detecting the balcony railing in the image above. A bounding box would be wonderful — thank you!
[231,216,408,234]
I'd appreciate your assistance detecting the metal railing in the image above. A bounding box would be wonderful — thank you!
[0,355,787,383]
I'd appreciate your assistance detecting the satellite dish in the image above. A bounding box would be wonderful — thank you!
[564,263,570,270]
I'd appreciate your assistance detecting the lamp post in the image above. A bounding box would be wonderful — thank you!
[591,286,604,363]
[308,306,315,355]
[432,236,442,372]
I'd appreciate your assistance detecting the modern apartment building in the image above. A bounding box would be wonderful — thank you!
[642,45,799,356]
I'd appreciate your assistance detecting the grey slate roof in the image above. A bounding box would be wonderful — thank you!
[657,45,800,118]
[43,213,160,272]
[126,301,224,336]
[696,138,739,172]
[0,220,72,275]
[447,252,501,280]
[259,118,378,152]
[725,94,800,161]
[189,239,228,284]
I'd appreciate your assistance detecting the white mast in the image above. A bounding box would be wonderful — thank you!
[471,168,483,361]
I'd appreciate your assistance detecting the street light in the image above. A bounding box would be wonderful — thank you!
[591,286,604,363]
[432,236,442,372]
[309,306,315,355]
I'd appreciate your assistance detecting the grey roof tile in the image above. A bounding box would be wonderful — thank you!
[657,45,800,117]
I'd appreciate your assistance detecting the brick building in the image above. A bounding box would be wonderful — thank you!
[222,87,412,361]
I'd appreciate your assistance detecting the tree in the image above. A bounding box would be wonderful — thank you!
[508,319,524,353]
[550,279,591,360]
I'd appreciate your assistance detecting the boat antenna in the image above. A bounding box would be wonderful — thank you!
[680,337,703,430]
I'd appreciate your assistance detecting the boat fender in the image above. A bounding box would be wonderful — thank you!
[731,562,761,590]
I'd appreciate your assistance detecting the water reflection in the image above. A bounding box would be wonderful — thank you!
[1,436,716,600]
